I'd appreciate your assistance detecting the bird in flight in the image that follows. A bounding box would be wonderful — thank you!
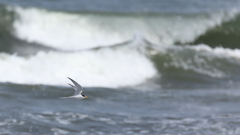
[60,77,89,99]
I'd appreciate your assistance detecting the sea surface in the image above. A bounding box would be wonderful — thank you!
[0,0,240,135]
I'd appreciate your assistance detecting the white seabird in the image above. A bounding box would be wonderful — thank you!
[60,77,89,99]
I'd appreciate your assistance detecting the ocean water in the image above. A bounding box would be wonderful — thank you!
[0,0,240,135]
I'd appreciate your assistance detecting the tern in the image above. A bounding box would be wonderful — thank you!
[60,77,89,99]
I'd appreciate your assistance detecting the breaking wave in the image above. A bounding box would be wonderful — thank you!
[5,5,239,50]
[0,5,240,88]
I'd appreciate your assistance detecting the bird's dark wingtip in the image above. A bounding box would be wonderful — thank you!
[67,77,78,84]
[67,77,73,81]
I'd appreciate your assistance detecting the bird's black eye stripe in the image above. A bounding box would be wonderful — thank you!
[82,95,85,97]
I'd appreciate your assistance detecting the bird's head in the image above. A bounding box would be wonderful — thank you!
[82,94,89,98]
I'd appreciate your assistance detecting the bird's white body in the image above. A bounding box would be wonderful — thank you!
[60,77,88,99]
[60,95,85,99]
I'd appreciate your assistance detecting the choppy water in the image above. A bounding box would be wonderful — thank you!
[0,0,240,134]
[1,84,240,135]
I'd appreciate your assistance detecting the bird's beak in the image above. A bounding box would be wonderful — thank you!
[85,96,89,98]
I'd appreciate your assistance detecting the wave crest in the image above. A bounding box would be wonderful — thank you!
[7,5,238,50]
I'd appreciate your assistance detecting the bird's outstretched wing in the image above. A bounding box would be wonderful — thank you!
[67,77,83,95]
[68,83,75,88]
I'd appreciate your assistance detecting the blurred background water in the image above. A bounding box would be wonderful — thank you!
[0,0,240,135]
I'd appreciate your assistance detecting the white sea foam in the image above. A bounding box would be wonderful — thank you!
[156,116,240,135]
[0,46,157,87]
[189,44,240,59]
[51,128,69,135]
[8,6,238,50]
[24,112,89,125]
[10,6,128,50]
[0,118,25,126]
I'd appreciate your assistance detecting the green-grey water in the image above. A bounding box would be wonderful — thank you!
[0,0,240,134]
